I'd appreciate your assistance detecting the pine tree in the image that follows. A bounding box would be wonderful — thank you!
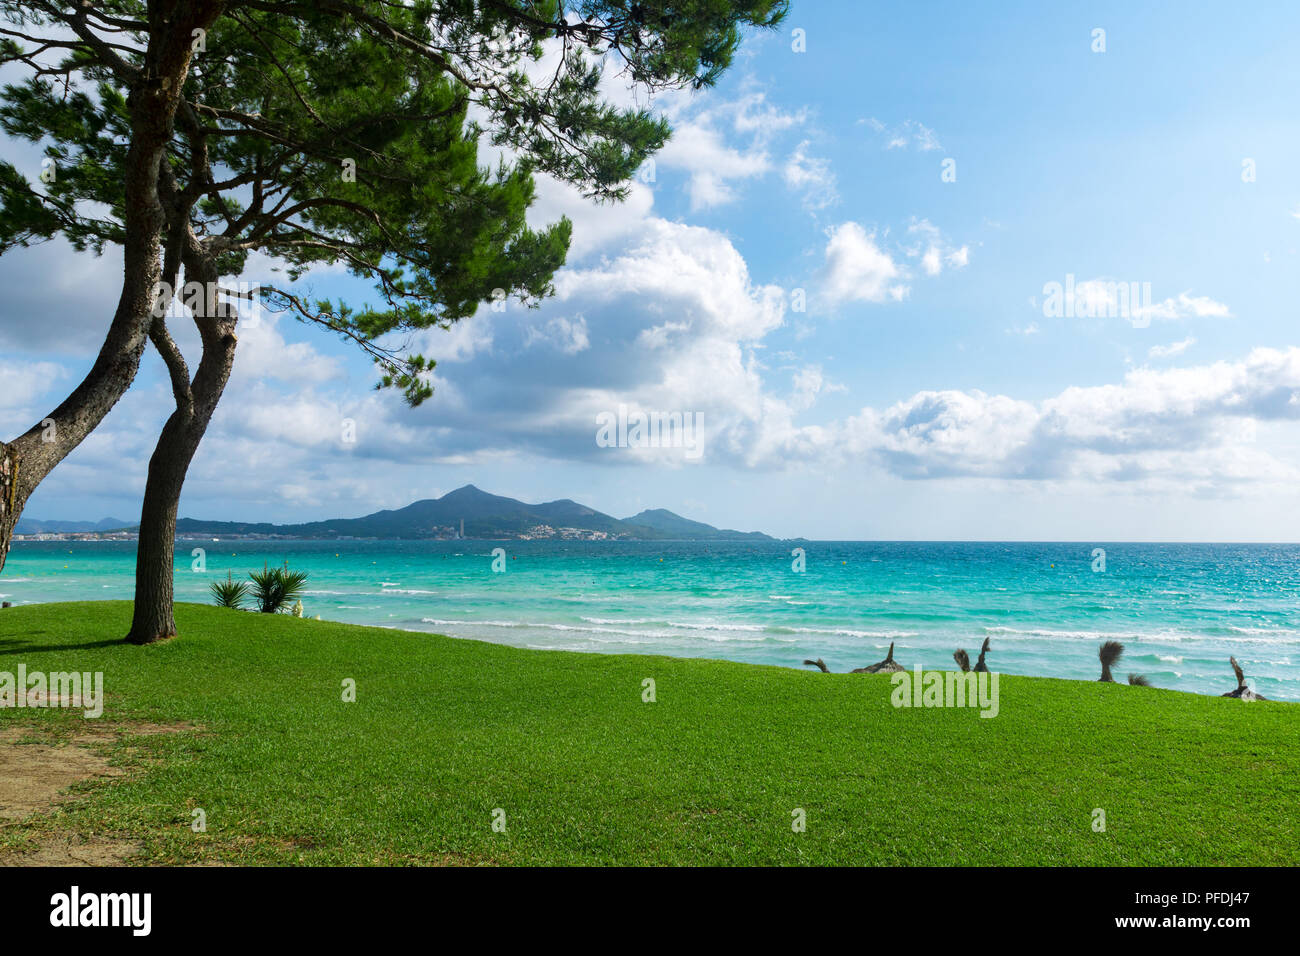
[0,1,786,642]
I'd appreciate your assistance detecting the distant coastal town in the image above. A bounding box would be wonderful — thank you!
[15,530,137,542]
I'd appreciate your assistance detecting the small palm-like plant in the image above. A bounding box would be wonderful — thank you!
[249,561,308,614]
[210,571,250,609]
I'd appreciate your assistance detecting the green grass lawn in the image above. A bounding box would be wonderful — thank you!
[1,601,1296,865]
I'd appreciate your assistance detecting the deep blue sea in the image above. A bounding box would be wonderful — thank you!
[3,539,1298,700]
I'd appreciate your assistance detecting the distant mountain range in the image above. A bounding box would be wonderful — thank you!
[20,486,772,541]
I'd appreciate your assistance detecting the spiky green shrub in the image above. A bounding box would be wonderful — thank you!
[210,572,249,609]
[248,562,308,614]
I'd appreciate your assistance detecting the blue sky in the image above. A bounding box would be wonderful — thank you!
[5,0,1300,540]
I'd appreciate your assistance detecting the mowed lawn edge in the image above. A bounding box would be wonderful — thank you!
[0,601,1296,866]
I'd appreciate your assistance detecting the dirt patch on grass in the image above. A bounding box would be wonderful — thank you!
[0,723,188,866]
[0,728,124,822]
[3,833,142,866]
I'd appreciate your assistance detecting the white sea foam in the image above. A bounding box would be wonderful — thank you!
[982,625,1187,642]
[420,615,921,644]
[774,625,919,639]
[422,617,665,639]
[981,624,1300,647]
[664,620,766,633]
[419,616,812,644]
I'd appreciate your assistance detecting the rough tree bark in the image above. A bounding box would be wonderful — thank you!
[125,241,237,644]
[0,0,225,574]
[1,237,162,570]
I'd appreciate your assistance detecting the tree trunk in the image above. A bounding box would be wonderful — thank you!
[125,251,238,644]
[126,413,199,644]
[0,280,159,570]
[0,443,18,566]
[0,0,225,574]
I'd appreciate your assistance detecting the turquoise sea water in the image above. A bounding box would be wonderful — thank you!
[3,539,1299,700]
